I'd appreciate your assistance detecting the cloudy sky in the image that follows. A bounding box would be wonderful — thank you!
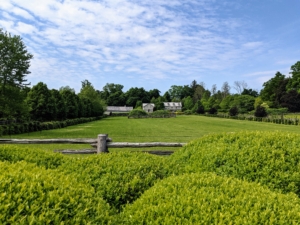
[1,0,299,94]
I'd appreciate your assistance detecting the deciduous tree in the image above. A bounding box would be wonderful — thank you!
[0,29,33,118]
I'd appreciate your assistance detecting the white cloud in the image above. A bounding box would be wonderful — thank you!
[11,7,35,20]
[15,22,37,34]
[1,0,294,92]
[243,70,278,77]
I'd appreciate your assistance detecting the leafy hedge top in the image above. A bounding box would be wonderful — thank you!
[128,109,147,117]
[169,131,300,195]
[120,173,300,224]
[0,161,113,224]
[151,110,170,116]
[0,145,168,211]
[59,152,168,210]
[0,145,65,169]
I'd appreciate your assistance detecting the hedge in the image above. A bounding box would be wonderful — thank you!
[0,145,66,169]
[202,113,299,125]
[168,131,300,196]
[128,109,148,117]
[0,116,102,136]
[119,173,300,224]
[58,152,168,211]
[0,161,114,224]
[0,145,168,211]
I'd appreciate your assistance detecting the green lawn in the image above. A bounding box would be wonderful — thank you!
[4,115,300,143]
[3,114,300,152]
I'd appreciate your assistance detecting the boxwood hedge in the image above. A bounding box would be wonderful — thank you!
[58,152,168,211]
[0,145,168,211]
[168,131,300,196]
[0,145,65,169]
[0,161,114,224]
[120,173,300,224]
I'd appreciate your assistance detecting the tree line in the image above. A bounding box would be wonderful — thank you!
[1,28,300,123]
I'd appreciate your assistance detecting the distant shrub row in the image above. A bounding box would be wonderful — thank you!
[128,109,175,118]
[0,116,102,136]
[203,113,300,125]
[108,112,130,117]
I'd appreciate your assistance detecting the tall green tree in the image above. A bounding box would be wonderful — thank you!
[78,80,104,116]
[0,29,33,118]
[125,87,149,107]
[101,83,125,106]
[183,96,194,111]
[260,72,287,107]
[50,89,67,120]
[26,82,53,121]
[59,86,78,119]
[286,61,300,91]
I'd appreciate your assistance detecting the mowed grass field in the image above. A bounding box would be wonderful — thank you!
[5,115,300,141]
[3,115,300,152]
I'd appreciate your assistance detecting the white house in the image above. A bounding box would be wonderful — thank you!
[163,102,182,111]
[143,103,155,113]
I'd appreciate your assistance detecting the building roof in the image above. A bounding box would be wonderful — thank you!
[106,106,133,112]
[163,102,182,107]
[142,103,155,107]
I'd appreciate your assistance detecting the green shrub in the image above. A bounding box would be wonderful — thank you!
[229,106,239,116]
[119,173,300,224]
[151,110,170,117]
[208,107,217,114]
[0,161,113,224]
[169,131,300,196]
[267,107,288,115]
[255,105,268,117]
[58,152,167,211]
[128,109,148,117]
[184,110,193,115]
[0,145,65,169]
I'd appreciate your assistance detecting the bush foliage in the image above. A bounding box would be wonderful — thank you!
[3,131,300,223]
[229,106,239,116]
[0,145,65,169]
[255,105,268,117]
[0,161,113,224]
[0,117,101,136]
[0,145,167,211]
[151,110,170,117]
[128,109,148,117]
[120,173,300,224]
[58,152,167,211]
[169,131,300,196]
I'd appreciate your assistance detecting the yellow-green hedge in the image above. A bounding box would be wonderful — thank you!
[59,152,168,211]
[0,161,114,224]
[169,131,300,195]
[120,173,300,224]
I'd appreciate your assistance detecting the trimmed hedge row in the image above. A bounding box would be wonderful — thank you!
[58,152,168,211]
[0,145,168,211]
[203,113,300,125]
[0,116,102,136]
[120,173,300,224]
[0,161,113,224]
[169,131,300,196]
[0,145,66,169]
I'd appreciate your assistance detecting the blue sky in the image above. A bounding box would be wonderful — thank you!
[1,0,299,94]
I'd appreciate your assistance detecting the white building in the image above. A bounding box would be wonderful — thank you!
[106,106,133,113]
[143,103,155,113]
[163,102,182,111]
